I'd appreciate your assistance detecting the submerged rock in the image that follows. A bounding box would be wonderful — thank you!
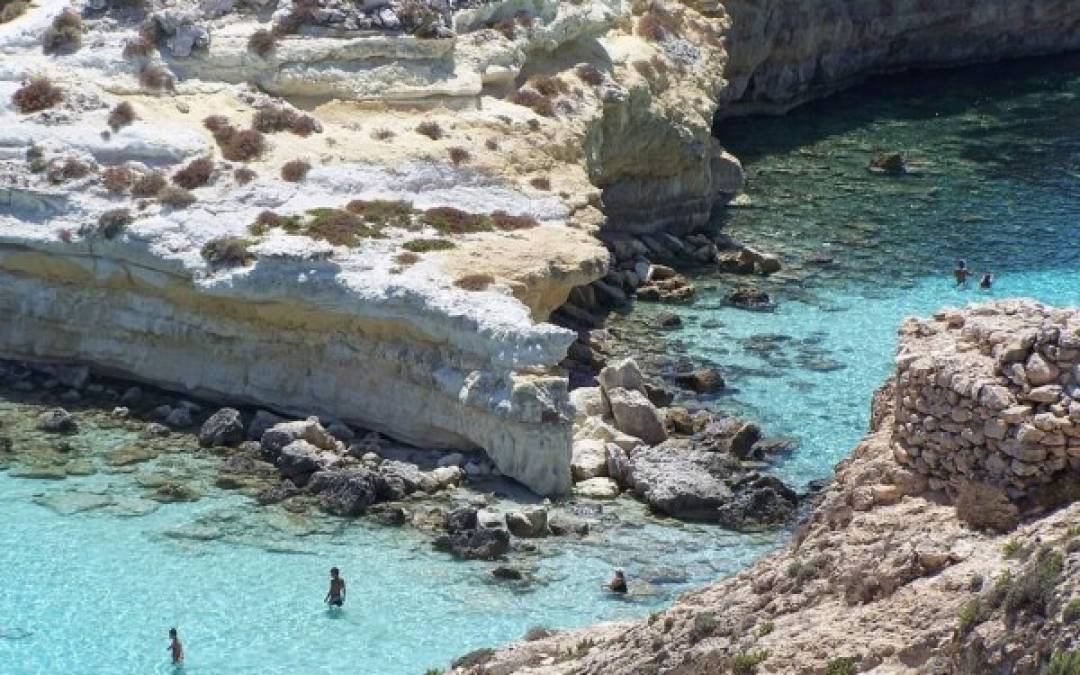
[726,285,772,309]
[868,151,908,175]
[37,408,77,434]
[307,469,379,516]
[434,527,511,560]
[674,367,725,394]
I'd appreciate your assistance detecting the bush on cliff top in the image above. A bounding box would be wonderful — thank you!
[107,101,136,131]
[402,238,454,253]
[42,8,82,54]
[1003,546,1064,617]
[12,77,63,113]
[202,236,254,267]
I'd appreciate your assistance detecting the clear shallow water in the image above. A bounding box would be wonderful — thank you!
[0,416,777,674]
[5,54,1080,674]
[635,54,1080,487]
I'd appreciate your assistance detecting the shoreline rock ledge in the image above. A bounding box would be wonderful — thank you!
[449,300,1080,674]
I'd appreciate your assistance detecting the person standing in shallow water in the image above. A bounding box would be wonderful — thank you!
[325,567,346,607]
[167,628,184,665]
[980,273,993,290]
[954,260,972,287]
[602,569,628,594]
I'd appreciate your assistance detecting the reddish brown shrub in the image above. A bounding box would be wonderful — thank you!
[454,273,495,291]
[290,114,320,137]
[201,236,253,267]
[131,170,166,197]
[219,129,266,162]
[172,156,214,189]
[46,158,92,184]
[253,106,296,133]
[247,28,275,55]
[510,88,554,117]
[490,211,538,231]
[107,101,136,131]
[575,63,603,86]
[102,165,134,193]
[233,167,257,185]
[203,115,231,135]
[158,185,195,208]
[42,8,82,54]
[122,36,153,60]
[422,206,492,234]
[636,10,670,41]
[395,251,421,266]
[529,176,551,191]
[415,121,443,140]
[12,77,63,113]
[371,128,395,141]
[530,75,566,97]
[1,1,29,24]
[280,159,311,182]
[139,64,174,91]
[448,147,471,166]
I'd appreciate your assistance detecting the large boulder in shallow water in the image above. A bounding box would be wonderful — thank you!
[198,408,244,447]
[37,408,77,434]
[607,388,667,445]
[505,506,548,538]
[276,440,340,482]
[308,469,379,516]
[627,441,739,521]
[674,367,725,394]
[434,527,511,560]
[261,418,340,461]
[715,474,798,529]
[376,460,436,500]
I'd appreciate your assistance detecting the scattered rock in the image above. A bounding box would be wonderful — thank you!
[434,527,511,560]
[492,566,523,580]
[571,439,609,481]
[607,387,667,445]
[198,407,245,447]
[726,285,772,309]
[574,476,620,499]
[248,410,285,441]
[308,469,379,516]
[674,368,725,394]
[505,506,548,538]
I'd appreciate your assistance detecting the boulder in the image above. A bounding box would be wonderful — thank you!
[627,442,734,520]
[198,408,245,448]
[37,408,77,434]
[434,528,511,560]
[431,466,464,489]
[1025,353,1059,386]
[607,388,667,445]
[648,264,676,281]
[605,443,632,487]
[571,439,609,481]
[574,477,620,499]
[729,422,763,459]
[505,507,548,538]
[598,359,646,396]
[726,285,772,309]
[248,410,285,441]
[261,419,340,462]
[715,474,798,529]
[307,469,379,516]
[446,506,479,532]
[955,480,1019,532]
[277,439,340,481]
[570,386,608,422]
[674,368,725,394]
[377,460,436,500]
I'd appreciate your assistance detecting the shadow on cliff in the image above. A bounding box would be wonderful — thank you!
[713,51,1080,166]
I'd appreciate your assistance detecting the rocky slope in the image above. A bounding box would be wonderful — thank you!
[450,301,1080,674]
[2,0,1079,495]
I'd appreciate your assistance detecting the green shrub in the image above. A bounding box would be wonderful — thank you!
[689,611,717,643]
[1003,548,1063,617]
[968,574,984,592]
[1002,537,1022,559]
[757,620,773,636]
[825,657,857,675]
[730,650,768,675]
[1063,598,1080,623]
[787,553,829,585]
[345,200,415,229]
[957,598,982,634]
[402,238,455,253]
[201,236,254,267]
[490,211,539,231]
[1046,651,1080,675]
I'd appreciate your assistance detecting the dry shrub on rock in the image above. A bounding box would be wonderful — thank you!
[484,138,498,151]
[448,147,471,166]
[399,0,441,38]
[172,156,214,189]
[394,251,421,266]
[454,273,495,291]
[247,28,275,56]
[139,64,175,91]
[491,17,515,39]
[82,208,132,239]
[402,238,455,253]
[131,170,166,197]
[201,236,254,267]
[371,128,395,141]
[1,1,29,24]
[529,176,551,191]
[575,63,604,86]
[42,8,83,54]
[102,165,134,193]
[636,4,676,41]
[203,115,231,134]
[281,159,311,182]
[490,211,538,231]
[510,88,554,117]
[216,127,266,162]
[122,36,153,60]
[290,114,320,137]
[272,0,317,37]
[529,75,567,97]
[416,121,443,140]
[422,206,492,234]
[46,158,93,184]
[233,167,257,185]
[158,185,196,208]
[107,101,136,131]
[252,106,296,133]
[12,77,63,113]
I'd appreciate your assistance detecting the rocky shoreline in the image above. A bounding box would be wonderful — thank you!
[446,301,1080,674]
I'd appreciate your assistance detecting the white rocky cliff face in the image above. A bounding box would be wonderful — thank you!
[2,0,1079,495]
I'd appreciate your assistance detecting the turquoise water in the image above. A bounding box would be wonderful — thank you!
[658,54,1080,486]
[5,54,1080,674]
[0,413,776,674]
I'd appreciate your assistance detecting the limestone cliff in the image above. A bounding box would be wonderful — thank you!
[450,301,1080,674]
[3,0,1080,496]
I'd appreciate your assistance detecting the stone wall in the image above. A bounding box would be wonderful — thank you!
[891,300,1080,498]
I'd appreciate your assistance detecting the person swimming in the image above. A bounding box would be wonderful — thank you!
[954,260,972,287]
[167,628,184,665]
[979,273,993,290]
[325,567,346,607]
[602,569,628,594]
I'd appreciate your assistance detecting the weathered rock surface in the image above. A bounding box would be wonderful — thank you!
[198,407,245,447]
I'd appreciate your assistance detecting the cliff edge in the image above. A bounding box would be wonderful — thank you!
[451,300,1080,674]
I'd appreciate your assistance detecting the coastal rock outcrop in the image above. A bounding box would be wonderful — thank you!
[450,301,1080,675]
